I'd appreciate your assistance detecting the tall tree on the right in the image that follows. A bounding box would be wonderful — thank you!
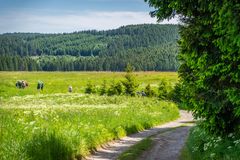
[145,0,240,136]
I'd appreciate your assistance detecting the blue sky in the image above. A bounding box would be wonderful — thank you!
[0,0,178,33]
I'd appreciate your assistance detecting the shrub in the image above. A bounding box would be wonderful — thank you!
[158,80,168,100]
[168,82,182,103]
[99,80,107,95]
[85,82,96,94]
[107,81,124,96]
[122,64,139,96]
[144,84,156,97]
[114,82,124,95]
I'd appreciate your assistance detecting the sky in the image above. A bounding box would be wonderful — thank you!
[0,0,178,33]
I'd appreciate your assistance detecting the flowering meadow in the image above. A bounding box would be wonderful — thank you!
[0,94,179,159]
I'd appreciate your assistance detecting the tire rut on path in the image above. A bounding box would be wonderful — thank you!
[85,110,194,160]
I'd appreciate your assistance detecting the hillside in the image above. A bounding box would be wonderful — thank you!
[0,24,179,71]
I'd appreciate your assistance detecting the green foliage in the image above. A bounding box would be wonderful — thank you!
[0,94,179,159]
[107,81,117,96]
[85,82,96,94]
[144,84,156,97]
[158,80,168,100]
[185,126,240,160]
[99,80,107,95]
[125,63,134,73]
[107,81,124,96]
[122,65,139,96]
[145,0,240,136]
[168,82,182,103]
[0,24,179,71]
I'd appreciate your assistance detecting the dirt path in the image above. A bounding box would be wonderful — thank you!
[86,110,194,160]
[138,126,191,160]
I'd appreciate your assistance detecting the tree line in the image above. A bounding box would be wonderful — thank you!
[0,24,179,71]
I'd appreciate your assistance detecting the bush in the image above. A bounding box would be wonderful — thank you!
[85,82,96,94]
[169,83,181,102]
[99,80,107,95]
[115,82,124,95]
[122,64,139,96]
[158,80,168,100]
[144,84,156,97]
[107,81,124,96]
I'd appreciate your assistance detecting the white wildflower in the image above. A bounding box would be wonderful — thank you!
[228,133,233,138]
[233,139,240,145]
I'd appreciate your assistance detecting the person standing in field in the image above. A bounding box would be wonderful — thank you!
[68,85,73,93]
[37,81,44,91]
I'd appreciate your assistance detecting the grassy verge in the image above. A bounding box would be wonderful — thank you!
[179,144,192,160]
[182,126,240,160]
[117,138,153,160]
[0,94,179,159]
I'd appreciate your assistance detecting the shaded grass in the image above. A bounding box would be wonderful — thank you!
[24,131,74,160]
[117,138,153,160]
[184,126,240,160]
[179,144,192,160]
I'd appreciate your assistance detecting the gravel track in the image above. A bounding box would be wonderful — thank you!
[86,110,194,160]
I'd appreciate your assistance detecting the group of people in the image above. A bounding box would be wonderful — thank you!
[16,80,44,90]
[16,80,73,93]
[15,80,28,89]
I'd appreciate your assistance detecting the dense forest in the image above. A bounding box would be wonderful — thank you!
[0,24,179,71]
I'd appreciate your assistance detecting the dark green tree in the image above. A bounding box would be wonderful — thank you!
[144,84,156,97]
[85,82,95,94]
[107,81,124,96]
[99,80,107,95]
[145,0,240,136]
[122,64,139,96]
[158,80,168,100]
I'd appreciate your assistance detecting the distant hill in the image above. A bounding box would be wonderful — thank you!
[0,24,179,71]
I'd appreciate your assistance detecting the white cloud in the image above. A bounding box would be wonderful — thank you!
[0,11,179,33]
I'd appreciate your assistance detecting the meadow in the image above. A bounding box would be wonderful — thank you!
[0,72,178,97]
[0,72,179,159]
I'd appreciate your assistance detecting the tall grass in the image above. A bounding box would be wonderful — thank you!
[0,94,179,159]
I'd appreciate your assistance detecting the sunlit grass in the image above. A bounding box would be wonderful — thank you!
[0,94,179,159]
[0,71,178,97]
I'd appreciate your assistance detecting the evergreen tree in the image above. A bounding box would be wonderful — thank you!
[122,64,139,96]
[99,80,107,95]
[144,84,155,97]
[158,80,168,100]
[145,0,240,136]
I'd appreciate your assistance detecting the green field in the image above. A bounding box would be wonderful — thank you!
[0,72,178,97]
[0,72,179,159]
